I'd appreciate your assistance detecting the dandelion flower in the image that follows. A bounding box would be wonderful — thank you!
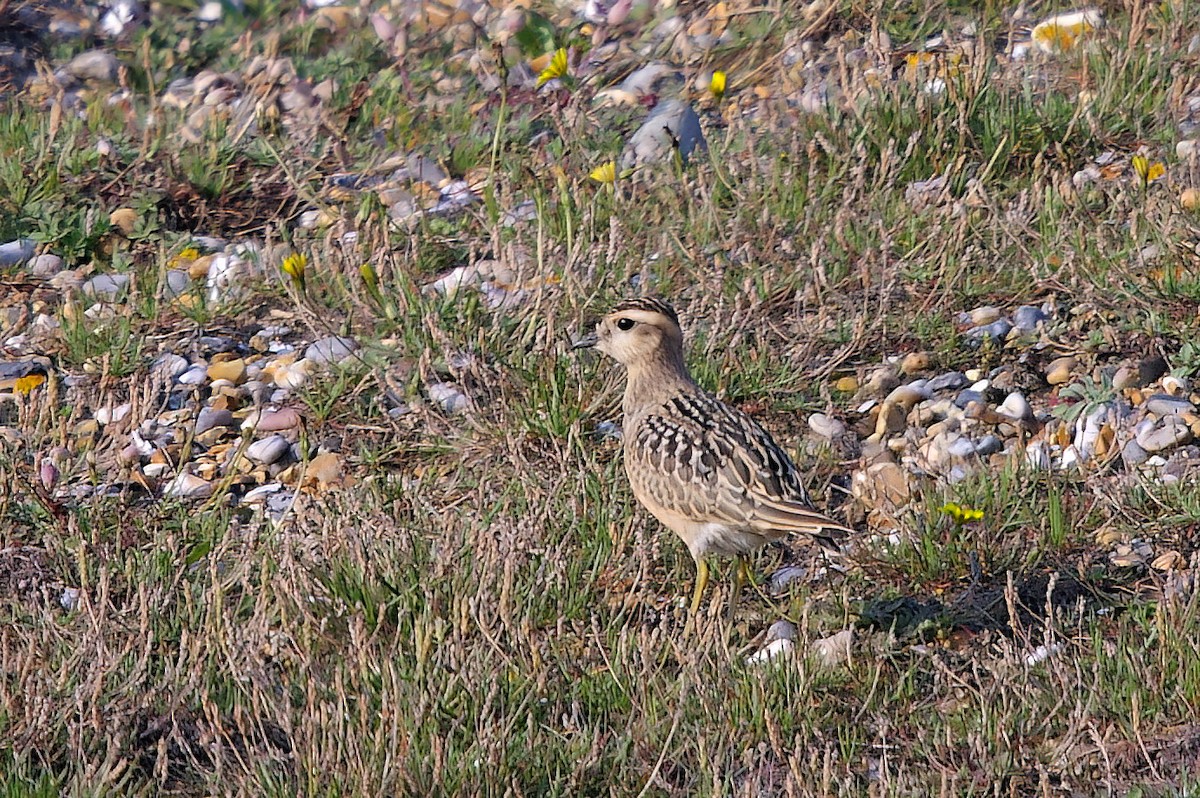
[281,252,308,292]
[589,161,617,183]
[537,48,568,88]
[709,70,726,100]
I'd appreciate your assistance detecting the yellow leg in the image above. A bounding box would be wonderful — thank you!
[689,558,710,615]
[729,557,749,614]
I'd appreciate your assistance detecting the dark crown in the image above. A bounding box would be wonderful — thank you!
[611,297,680,327]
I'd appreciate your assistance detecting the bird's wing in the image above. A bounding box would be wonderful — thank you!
[629,391,850,542]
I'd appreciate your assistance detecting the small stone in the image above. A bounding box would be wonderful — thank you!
[966,320,1013,344]
[60,587,81,612]
[873,402,906,437]
[1122,439,1149,466]
[428,382,469,413]
[305,451,344,487]
[865,367,900,396]
[1112,366,1138,390]
[207,358,246,384]
[1140,357,1169,387]
[899,351,932,375]
[1012,305,1048,331]
[306,335,358,366]
[996,392,1031,420]
[975,435,1003,456]
[241,407,303,432]
[946,436,977,459]
[1025,441,1051,469]
[1161,375,1188,396]
[964,368,983,382]
[885,384,927,411]
[1179,140,1199,159]
[0,239,35,267]
[1136,418,1192,452]
[1151,551,1187,571]
[64,50,119,82]
[965,306,1001,326]
[1045,356,1076,385]
[746,638,795,666]
[954,389,985,409]
[927,372,967,392]
[834,375,859,393]
[109,208,138,236]
[808,413,846,440]
[195,407,234,433]
[810,629,853,669]
[1182,188,1200,211]
[164,472,214,499]
[765,619,797,643]
[82,273,130,300]
[28,253,64,277]
[247,434,290,464]
[178,365,208,385]
[1145,394,1196,416]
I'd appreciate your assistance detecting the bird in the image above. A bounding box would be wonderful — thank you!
[574,297,852,615]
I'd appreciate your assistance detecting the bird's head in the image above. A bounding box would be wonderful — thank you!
[573,297,684,370]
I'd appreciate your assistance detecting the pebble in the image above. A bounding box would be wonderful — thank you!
[1136,418,1193,452]
[82,273,130,300]
[899,351,931,375]
[164,472,214,499]
[833,376,858,392]
[1045,356,1076,385]
[306,335,358,365]
[28,254,64,277]
[864,367,900,396]
[808,413,846,440]
[765,619,797,643]
[996,392,1031,420]
[884,384,926,411]
[64,50,119,83]
[746,638,794,665]
[946,436,977,459]
[1140,357,1169,387]
[1145,395,1196,416]
[59,587,81,612]
[975,434,1003,456]
[965,306,1001,326]
[1026,441,1051,469]
[810,629,853,669]
[1122,439,1149,466]
[178,365,208,385]
[1161,375,1188,396]
[955,388,984,408]
[769,566,808,593]
[246,435,291,465]
[428,382,469,413]
[206,358,247,384]
[241,407,303,432]
[1012,305,1049,331]
[966,320,1013,344]
[195,407,234,434]
[621,98,706,170]
[927,372,966,392]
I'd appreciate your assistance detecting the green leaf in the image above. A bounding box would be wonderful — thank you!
[513,11,558,58]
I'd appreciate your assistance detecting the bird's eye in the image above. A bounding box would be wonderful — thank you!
[616,318,635,331]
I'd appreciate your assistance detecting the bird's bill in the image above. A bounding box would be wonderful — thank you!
[572,331,600,349]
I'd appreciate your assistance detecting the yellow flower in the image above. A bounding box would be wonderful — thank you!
[709,70,726,100]
[589,161,617,183]
[15,373,45,395]
[1132,155,1165,188]
[1132,155,1149,182]
[537,48,568,88]
[1031,9,1102,55]
[940,502,984,524]
[170,246,200,268]
[359,262,378,292]
[281,252,307,292]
